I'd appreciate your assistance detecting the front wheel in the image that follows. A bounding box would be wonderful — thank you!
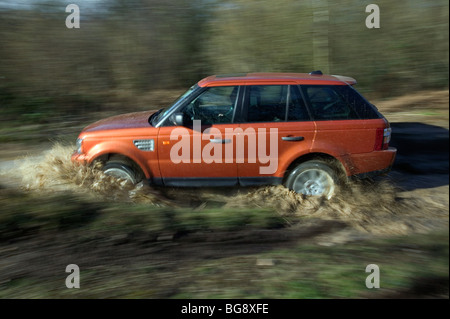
[103,160,142,185]
[285,160,339,200]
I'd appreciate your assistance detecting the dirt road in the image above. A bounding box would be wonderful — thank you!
[0,90,448,298]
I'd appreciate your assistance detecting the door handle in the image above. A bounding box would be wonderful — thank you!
[210,138,231,144]
[282,136,304,141]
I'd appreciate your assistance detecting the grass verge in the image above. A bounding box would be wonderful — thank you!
[0,185,448,299]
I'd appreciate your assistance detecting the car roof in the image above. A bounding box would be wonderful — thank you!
[198,72,357,87]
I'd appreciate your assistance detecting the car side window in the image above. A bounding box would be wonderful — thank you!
[287,85,311,121]
[246,85,288,122]
[333,85,381,119]
[246,85,311,122]
[183,86,238,124]
[301,85,360,121]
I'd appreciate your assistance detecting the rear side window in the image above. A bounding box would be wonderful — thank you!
[245,85,311,122]
[247,85,287,122]
[287,85,311,121]
[301,85,380,120]
[337,86,381,119]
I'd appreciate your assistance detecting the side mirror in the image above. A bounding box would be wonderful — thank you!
[170,112,184,126]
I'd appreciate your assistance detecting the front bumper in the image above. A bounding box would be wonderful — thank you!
[71,151,88,164]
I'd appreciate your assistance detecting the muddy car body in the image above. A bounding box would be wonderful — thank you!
[72,72,397,199]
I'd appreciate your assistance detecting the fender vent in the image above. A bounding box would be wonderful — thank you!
[133,139,154,151]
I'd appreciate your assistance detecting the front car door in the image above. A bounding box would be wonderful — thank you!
[157,85,241,186]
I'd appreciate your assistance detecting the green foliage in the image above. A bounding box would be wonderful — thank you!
[0,185,448,298]
[0,187,285,242]
[85,205,285,238]
[0,0,448,115]
[0,189,101,240]
[204,0,315,73]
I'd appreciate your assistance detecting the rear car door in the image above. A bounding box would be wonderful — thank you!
[300,84,388,175]
[237,84,316,185]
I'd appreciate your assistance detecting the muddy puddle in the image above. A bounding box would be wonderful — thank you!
[9,143,449,237]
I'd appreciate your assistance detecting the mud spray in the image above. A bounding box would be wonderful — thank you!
[15,143,448,236]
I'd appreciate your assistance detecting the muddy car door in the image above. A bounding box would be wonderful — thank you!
[301,84,388,175]
[237,84,316,185]
[157,86,241,186]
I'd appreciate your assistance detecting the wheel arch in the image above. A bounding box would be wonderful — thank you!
[91,153,147,180]
[282,152,348,184]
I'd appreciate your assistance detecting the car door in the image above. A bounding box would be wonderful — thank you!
[300,84,386,174]
[237,84,316,185]
[157,85,241,186]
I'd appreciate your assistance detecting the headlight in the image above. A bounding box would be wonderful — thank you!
[76,137,84,154]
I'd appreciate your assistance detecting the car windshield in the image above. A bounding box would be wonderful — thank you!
[150,84,199,125]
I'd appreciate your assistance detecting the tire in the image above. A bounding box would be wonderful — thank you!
[285,160,339,200]
[103,161,142,185]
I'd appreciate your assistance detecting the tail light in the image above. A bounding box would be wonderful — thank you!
[374,127,391,151]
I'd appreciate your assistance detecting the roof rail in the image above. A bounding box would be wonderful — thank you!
[216,73,247,78]
[309,70,323,75]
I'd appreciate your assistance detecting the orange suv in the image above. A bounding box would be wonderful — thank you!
[72,72,396,199]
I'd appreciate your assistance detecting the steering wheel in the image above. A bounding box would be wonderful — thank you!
[223,105,234,119]
[322,100,340,112]
[185,99,200,120]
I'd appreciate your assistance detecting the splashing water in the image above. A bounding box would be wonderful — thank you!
[12,143,448,236]
[17,143,167,205]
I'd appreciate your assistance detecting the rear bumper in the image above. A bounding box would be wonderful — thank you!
[353,165,393,179]
[347,147,397,177]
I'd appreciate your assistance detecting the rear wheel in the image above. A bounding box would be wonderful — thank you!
[285,160,339,200]
[103,160,142,185]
